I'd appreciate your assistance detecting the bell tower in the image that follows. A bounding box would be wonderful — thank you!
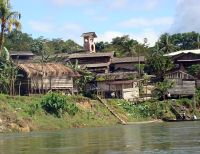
[81,32,97,53]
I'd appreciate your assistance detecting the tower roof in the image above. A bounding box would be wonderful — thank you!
[81,32,97,38]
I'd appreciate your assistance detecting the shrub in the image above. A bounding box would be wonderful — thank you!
[28,103,41,116]
[176,98,193,108]
[41,93,79,117]
[117,100,165,119]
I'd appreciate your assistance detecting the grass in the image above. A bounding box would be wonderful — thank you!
[0,94,118,132]
[0,93,199,132]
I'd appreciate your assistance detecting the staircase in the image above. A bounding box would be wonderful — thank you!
[96,96,127,125]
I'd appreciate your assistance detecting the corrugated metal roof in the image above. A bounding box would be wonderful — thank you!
[10,51,35,56]
[112,56,145,64]
[164,49,200,57]
[82,63,110,68]
[68,52,114,58]
[96,72,138,81]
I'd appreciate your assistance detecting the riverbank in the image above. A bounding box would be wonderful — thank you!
[0,94,199,132]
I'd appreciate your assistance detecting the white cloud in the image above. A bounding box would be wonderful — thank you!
[57,23,85,44]
[28,20,54,33]
[51,0,99,6]
[109,0,128,9]
[130,29,159,47]
[143,0,160,10]
[96,29,159,47]
[170,0,200,33]
[119,17,174,28]
[96,31,124,43]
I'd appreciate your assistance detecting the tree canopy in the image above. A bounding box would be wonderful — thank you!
[0,0,21,54]
[96,35,148,57]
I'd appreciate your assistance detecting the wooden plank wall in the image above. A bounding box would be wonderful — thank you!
[168,80,195,95]
[30,76,73,90]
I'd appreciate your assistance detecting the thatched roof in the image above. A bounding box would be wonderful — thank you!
[18,63,79,78]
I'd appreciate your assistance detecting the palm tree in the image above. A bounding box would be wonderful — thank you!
[160,34,175,53]
[0,0,21,54]
[196,34,200,49]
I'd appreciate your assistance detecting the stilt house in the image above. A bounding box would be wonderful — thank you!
[17,63,79,95]
[92,72,140,101]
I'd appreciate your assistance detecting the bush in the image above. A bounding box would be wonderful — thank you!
[117,100,165,119]
[176,98,193,108]
[41,93,79,117]
[28,103,41,116]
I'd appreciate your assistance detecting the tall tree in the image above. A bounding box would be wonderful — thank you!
[145,51,174,81]
[157,33,177,54]
[0,0,21,54]
[4,30,33,51]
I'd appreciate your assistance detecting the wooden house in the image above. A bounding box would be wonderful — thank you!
[91,72,139,101]
[165,70,195,96]
[110,56,145,72]
[165,49,200,69]
[17,63,79,95]
[10,51,35,63]
[67,52,113,73]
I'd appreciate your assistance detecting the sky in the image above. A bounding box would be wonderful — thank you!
[10,0,200,46]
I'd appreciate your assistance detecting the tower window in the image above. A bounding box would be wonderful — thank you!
[91,44,94,51]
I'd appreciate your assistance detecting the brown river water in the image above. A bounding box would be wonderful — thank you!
[0,121,200,154]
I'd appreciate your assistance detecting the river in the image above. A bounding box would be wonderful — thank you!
[0,122,200,154]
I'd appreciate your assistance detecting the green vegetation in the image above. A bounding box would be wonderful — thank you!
[0,94,119,132]
[0,0,21,53]
[4,30,82,54]
[107,98,200,121]
[107,99,166,121]
[154,79,175,99]
[145,52,174,81]
[187,64,200,77]
[0,93,200,132]
[41,93,79,117]
[0,58,19,95]
[96,35,148,57]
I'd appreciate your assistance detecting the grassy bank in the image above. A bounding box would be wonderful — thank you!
[106,98,200,122]
[0,94,199,132]
[0,94,118,132]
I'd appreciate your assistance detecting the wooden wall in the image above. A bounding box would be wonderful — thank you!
[97,80,139,100]
[168,80,195,95]
[112,63,137,72]
[30,76,73,90]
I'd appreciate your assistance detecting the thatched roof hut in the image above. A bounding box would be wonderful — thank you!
[17,63,79,95]
[18,63,79,78]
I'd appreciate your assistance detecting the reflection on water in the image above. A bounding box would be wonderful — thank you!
[1,122,200,154]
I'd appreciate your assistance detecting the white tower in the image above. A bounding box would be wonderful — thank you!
[81,32,97,53]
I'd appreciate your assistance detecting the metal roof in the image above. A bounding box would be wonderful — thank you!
[81,32,97,38]
[82,63,110,68]
[68,52,114,59]
[112,56,145,64]
[10,51,35,56]
[164,49,200,57]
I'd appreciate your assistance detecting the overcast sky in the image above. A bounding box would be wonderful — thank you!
[10,0,200,46]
